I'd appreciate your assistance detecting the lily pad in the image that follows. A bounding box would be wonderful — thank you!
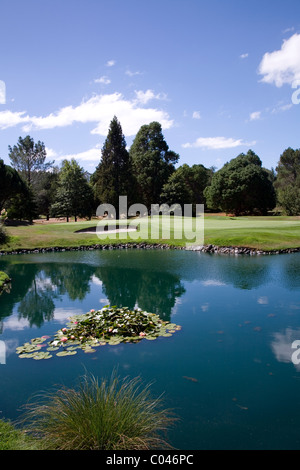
[32,352,52,360]
[56,350,77,357]
[16,305,181,360]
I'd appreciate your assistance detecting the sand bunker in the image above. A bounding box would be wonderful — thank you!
[75,225,137,234]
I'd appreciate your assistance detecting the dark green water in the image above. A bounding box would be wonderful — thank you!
[0,249,300,450]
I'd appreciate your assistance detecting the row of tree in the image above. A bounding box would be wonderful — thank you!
[0,116,299,220]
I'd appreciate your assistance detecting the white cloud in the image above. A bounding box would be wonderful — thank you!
[94,76,111,85]
[271,102,293,113]
[134,89,167,105]
[106,60,115,67]
[258,33,300,87]
[283,27,295,34]
[3,92,173,136]
[249,111,261,121]
[134,89,157,104]
[45,147,58,158]
[0,80,6,104]
[240,53,249,59]
[192,111,201,119]
[125,69,142,77]
[58,146,101,163]
[0,110,30,129]
[182,136,256,150]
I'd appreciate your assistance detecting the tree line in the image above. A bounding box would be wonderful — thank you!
[0,116,299,220]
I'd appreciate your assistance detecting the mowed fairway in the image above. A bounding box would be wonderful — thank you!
[1,214,300,252]
[203,215,300,250]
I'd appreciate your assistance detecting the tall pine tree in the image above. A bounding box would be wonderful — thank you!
[91,116,134,219]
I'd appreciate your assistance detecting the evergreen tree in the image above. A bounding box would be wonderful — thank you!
[0,159,28,210]
[129,121,179,210]
[91,116,134,218]
[274,147,300,215]
[51,159,94,221]
[34,167,60,220]
[8,135,54,221]
[8,135,53,187]
[160,163,213,212]
[204,150,276,216]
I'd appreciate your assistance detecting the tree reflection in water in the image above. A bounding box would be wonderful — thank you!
[0,250,297,330]
[0,257,186,328]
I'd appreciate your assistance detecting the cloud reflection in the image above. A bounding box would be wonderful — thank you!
[271,328,300,369]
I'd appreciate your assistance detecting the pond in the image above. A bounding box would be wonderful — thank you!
[0,249,300,450]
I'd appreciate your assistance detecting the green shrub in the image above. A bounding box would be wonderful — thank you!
[20,373,176,450]
[0,224,7,245]
[0,419,38,450]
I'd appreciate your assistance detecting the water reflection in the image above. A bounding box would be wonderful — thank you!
[17,272,57,327]
[0,250,300,450]
[0,251,299,331]
[271,328,300,371]
[0,255,186,327]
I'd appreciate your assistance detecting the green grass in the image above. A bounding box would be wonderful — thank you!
[204,215,300,250]
[0,271,10,293]
[0,420,39,450]
[0,214,300,252]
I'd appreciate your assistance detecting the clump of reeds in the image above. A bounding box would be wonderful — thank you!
[20,372,176,450]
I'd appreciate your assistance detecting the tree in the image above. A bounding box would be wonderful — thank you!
[274,147,300,215]
[204,150,276,216]
[6,187,36,221]
[51,159,94,221]
[160,163,213,212]
[0,159,28,210]
[91,116,135,218]
[8,135,53,187]
[129,122,179,210]
[34,167,60,220]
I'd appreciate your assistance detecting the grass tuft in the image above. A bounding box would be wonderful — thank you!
[19,372,176,450]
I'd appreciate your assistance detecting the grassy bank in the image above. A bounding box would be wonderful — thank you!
[0,420,39,450]
[0,271,10,293]
[0,214,299,253]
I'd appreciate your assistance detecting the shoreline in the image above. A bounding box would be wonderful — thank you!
[0,242,300,256]
[0,272,11,294]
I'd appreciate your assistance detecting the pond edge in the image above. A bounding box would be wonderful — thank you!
[0,242,299,257]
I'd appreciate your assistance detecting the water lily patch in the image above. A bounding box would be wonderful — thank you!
[16,306,181,360]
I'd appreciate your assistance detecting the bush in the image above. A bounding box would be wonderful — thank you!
[0,420,38,450]
[0,224,7,245]
[20,372,176,450]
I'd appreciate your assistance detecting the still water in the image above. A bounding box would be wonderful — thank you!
[0,249,300,450]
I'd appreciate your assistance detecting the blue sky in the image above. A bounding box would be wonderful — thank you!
[0,0,300,173]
